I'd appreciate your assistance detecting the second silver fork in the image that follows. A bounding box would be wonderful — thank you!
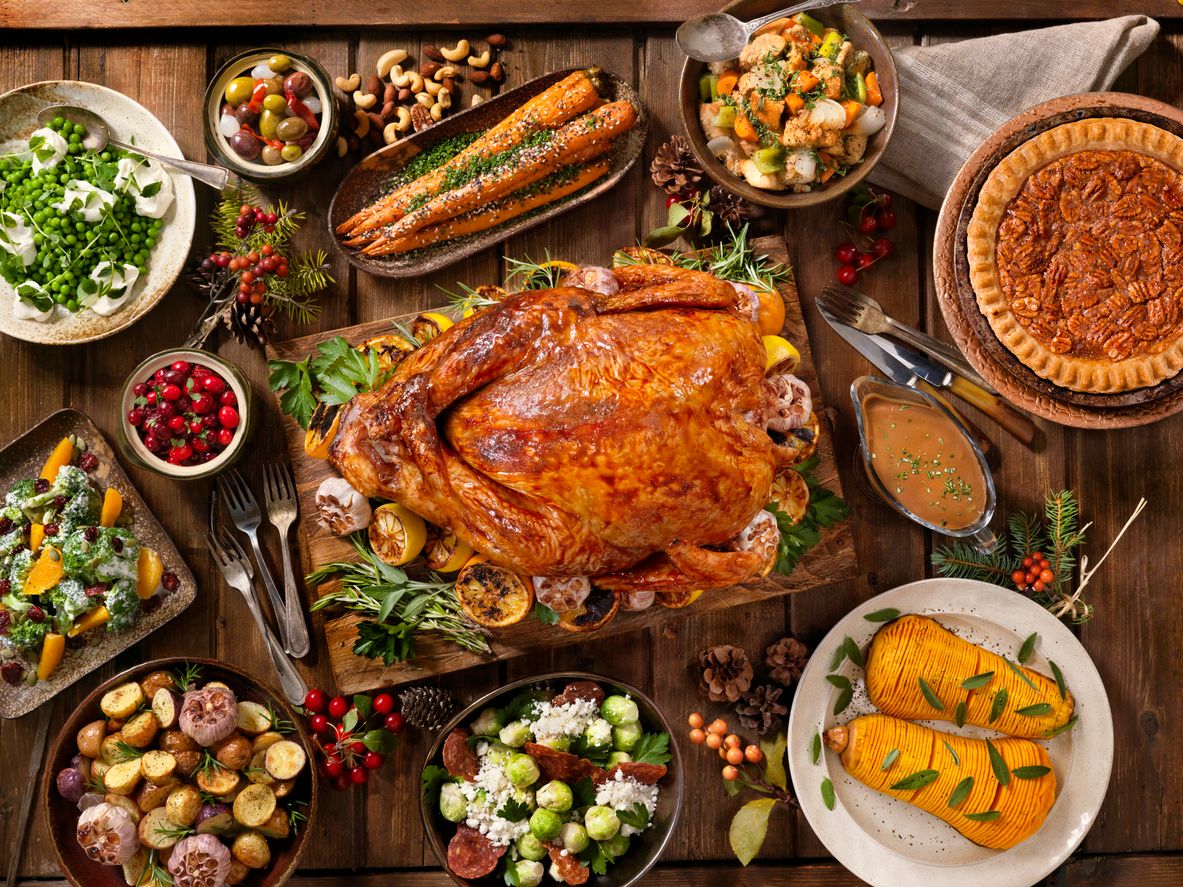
[262,462,309,658]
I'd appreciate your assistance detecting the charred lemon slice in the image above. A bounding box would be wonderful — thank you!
[755,288,786,336]
[768,467,810,524]
[612,246,675,267]
[455,556,534,628]
[782,412,819,465]
[304,402,342,460]
[656,588,704,609]
[425,527,475,573]
[368,503,428,566]
[359,333,416,371]
[411,311,455,343]
[763,335,800,374]
[557,586,620,632]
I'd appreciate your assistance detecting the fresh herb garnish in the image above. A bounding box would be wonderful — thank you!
[988,687,1008,723]
[961,671,994,690]
[170,661,202,693]
[631,732,672,766]
[943,740,961,768]
[863,607,900,622]
[948,776,973,807]
[1012,765,1051,780]
[617,802,651,831]
[1004,657,1040,693]
[842,636,864,667]
[918,677,944,711]
[269,336,397,430]
[820,777,836,810]
[532,602,560,625]
[965,810,1002,822]
[954,701,967,728]
[890,769,939,791]
[880,748,900,771]
[496,797,531,822]
[811,732,822,765]
[1015,703,1053,717]
[985,739,1009,785]
[1049,660,1067,700]
[1017,632,1038,664]
[1043,716,1079,738]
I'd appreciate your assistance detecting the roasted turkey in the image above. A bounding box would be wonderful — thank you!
[330,264,812,593]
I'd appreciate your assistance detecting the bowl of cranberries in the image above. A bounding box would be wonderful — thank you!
[118,349,252,478]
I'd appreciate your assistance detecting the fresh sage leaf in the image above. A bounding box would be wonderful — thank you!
[1012,765,1051,780]
[821,777,836,811]
[1043,715,1079,738]
[1050,660,1067,700]
[988,687,1008,723]
[947,776,973,808]
[828,643,848,671]
[942,740,960,768]
[1016,703,1053,717]
[985,739,1010,786]
[863,607,900,622]
[890,769,940,791]
[810,732,822,765]
[880,748,900,771]
[843,635,864,668]
[964,810,1001,822]
[954,701,967,728]
[1018,632,1039,664]
[833,686,854,716]
[961,671,994,690]
[918,677,944,711]
[1004,657,1040,692]
[826,674,852,690]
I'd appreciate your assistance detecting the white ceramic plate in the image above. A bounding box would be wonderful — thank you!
[787,578,1113,887]
[0,80,196,344]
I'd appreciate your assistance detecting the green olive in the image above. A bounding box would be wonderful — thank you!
[261,145,284,166]
[268,54,292,73]
[275,117,308,141]
[262,94,288,114]
[259,109,282,140]
[263,76,284,96]
[280,143,303,162]
[224,77,256,106]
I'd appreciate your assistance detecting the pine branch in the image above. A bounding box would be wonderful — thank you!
[930,543,1014,582]
[1044,490,1085,589]
[1006,511,1045,560]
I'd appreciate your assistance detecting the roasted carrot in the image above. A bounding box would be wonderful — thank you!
[840,99,862,127]
[865,71,883,107]
[360,101,637,253]
[733,111,758,143]
[716,71,740,96]
[785,93,805,115]
[795,71,819,93]
[366,161,610,255]
[338,69,603,236]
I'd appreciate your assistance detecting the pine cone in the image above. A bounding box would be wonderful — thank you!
[651,135,703,195]
[765,636,810,687]
[709,185,752,226]
[227,300,274,347]
[736,684,788,735]
[697,644,753,703]
[398,685,460,731]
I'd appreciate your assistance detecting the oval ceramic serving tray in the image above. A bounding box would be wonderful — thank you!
[328,67,647,279]
[0,410,196,718]
[934,91,1183,428]
[787,578,1113,887]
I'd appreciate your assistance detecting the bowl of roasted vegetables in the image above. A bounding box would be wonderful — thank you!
[680,1,898,207]
[44,658,317,887]
[420,672,681,886]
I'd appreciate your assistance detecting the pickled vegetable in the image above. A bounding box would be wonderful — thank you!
[225,77,256,106]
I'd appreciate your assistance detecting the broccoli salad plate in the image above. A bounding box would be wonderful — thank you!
[0,409,195,718]
[421,674,682,886]
[0,81,195,345]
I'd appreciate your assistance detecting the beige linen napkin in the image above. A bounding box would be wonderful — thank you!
[870,15,1160,209]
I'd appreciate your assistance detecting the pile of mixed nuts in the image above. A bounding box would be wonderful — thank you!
[334,34,509,157]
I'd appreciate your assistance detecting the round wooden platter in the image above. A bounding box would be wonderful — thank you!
[934,91,1183,429]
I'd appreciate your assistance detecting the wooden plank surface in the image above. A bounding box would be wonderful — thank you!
[4,0,1182,29]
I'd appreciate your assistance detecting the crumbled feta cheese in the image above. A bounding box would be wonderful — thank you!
[456,746,532,846]
[530,698,600,742]
[594,769,659,837]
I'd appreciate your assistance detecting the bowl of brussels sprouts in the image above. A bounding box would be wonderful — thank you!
[420,672,682,886]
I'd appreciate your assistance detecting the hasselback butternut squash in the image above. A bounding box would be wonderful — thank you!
[825,714,1056,850]
[865,615,1074,739]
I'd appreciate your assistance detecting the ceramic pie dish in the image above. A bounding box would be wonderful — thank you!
[935,91,1183,427]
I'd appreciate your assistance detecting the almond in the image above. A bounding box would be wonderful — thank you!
[381,101,396,120]
[365,74,382,97]
[423,44,444,62]
[441,77,456,94]
[489,61,505,82]
[420,60,441,79]
[383,82,396,104]
[469,70,491,85]
[486,33,508,48]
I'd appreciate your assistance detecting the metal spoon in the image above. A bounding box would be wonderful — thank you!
[36,103,229,190]
[677,0,855,63]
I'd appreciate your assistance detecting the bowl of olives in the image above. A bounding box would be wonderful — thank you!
[205,48,336,181]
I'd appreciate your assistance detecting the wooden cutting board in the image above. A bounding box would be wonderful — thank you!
[267,235,858,693]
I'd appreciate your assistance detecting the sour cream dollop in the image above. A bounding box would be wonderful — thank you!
[52,181,115,223]
[0,211,36,267]
[78,261,140,316]
[25,127,68,174]
[12,280,57,322]
[114,156,174,219]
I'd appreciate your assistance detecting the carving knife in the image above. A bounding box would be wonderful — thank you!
[818,303,1037,447]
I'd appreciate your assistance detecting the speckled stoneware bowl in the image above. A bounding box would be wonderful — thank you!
[0,81,196,345]
[420,671,683,887]
[0,410,196,719]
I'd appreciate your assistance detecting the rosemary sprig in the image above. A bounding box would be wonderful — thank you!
[267,701,295,735]
[113,741,146,763]
[170,661,202,693]
[503,252,569,291]
[309,533,490,664]
[196,750,228,780]
[287,800,309,835]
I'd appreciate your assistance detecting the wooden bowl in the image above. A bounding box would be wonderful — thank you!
[678,0,898,209]
[934,91,1183,428]
[42,658,318,887]
[419,671,683,887]
[328,68,647,279]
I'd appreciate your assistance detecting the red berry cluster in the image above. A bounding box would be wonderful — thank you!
[833,186,897,287]
[200,204,290,309]
[303,688,403,792]
[128,360,240,467]
[1011,551,1056,594]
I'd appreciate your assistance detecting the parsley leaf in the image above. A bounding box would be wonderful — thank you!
[767,456,849,575]
[570,733,612,768]
[617,802,650,831]
[630,732,671,766]
[421,764,453,808]
[532,602,560,625]
[352,619,416,665]
[269,336,396,429]
[496,797,531,822]
[572,777,598,809]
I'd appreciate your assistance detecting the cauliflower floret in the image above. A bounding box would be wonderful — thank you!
[739,33,786,68]
[781,117,840,150]
[811,58,844,99]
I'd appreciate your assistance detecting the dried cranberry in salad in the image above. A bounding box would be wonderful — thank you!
[128,361,240,467]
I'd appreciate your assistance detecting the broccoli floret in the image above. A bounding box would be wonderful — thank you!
[104,579,138,632]
[7,549,33,594]
[0,526,24,559]
[60,527,137,584]
[4,478,36,512]
[56,487,100,536]
[8,616,48,651]
[47,578,95,633]
[20,465,90,519]
[1,592,31,618]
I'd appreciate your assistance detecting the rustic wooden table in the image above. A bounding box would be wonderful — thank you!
[2,2,1180,885]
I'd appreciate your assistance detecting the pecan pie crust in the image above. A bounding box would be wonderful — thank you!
[967,118,1183,393]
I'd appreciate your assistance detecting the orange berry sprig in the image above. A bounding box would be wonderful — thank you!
[687,711,793,803]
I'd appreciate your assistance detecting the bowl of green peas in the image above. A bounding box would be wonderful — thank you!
[0,80,195,345]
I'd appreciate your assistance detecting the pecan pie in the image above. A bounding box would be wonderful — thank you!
[967,118,1183,393]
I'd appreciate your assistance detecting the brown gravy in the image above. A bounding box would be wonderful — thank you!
[863,393,986,530]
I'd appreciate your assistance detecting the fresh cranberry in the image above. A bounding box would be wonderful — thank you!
[145,390,157,405]
[161,571,179,591]
[168,444,192,464]
[363,751,384,770]
[192,437,210,453]
[33,478,49,494]
[877,208,898,230]
[305,688,328,712]
[27,605,44,624]
[216,428,235,447]
[146,436,167,454]
[834,242,859,264]
[163,369,186,386]
[310,714,329,734]
[161,384,182,402]
[384,712,404,734]
[127,408,145,427]
[856,252,875,270]
[218,406,240,429]
[219,391,237,407]
[349,766,368,785]
[133,383,148,397]
[154,368,167,381]
[189,419,204,435]
[328,696,348,719]
[1,661,23,685]
[203,414,219,429]
[52,495,66,511]
[373,693,394,714]
[0,609,9,634]
[836,264,858,286]
[111,537,124,554]
[202,374,226,394]
[84,527,99,543]
[159,401,177,418]
[167,415,186,432]
[872,237,894,258]
[85,583,106,597]
[191,392,215,415]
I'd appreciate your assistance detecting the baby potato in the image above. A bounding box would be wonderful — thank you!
[101,682,145,720]
[173,750,201,778]
[100,732,127,765]
[196,766,240,797]
[139,807,182,850]
[272,779,296,799]
[165,784,202,826]
[246,749,275,786]
[90,758,112,783]
[140,750,177,785]
[138,670,176,700]
[225,860,250,885]
[160,729,199,754]
[104,792,142,823]
[135,777,177,813]
[250,730,285,755]
[256,807,290,840]
[76,719,108,759]
[104,759,144,795]
[231,831,271,869]
[232,784,277,829]
[122,711,160,749]
[235,700,273,735]
[213,733,253,771]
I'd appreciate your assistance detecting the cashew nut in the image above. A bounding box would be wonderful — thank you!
[335,73,361,92]
[415,91,434,108]
[336,135,348,157]
[467,50,491,69]
[424,78,443,96]
[353,109,371,137]
[437,89,452,110]
[430,101,445,122]
[389,65,425,93]
[394,106,412,132]
[471,94,484,107]
[376,49,408,78]
[382,122,401,145]
[433,65,458,82]
[353,91,378,110]
[440,39,470,62]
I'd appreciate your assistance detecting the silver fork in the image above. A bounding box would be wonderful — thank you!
[818,284,997,394]
[217,469,293,654]
[262,462,310,658]
[207,528,307,705]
